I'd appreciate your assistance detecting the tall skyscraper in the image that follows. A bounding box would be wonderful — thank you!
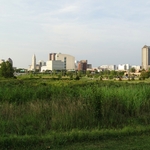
[142,45,150,70]
[31,54,36,71]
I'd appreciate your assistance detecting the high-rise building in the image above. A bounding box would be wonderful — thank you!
[142,45,150,70]
[31,54,36,71]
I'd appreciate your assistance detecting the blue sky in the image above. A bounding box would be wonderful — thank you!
[1,0,150,68]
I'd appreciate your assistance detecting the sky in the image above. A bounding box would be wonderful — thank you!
[1,0,150,69]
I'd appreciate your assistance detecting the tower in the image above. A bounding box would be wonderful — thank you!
[142,45,150,70]
[31,54,36,71]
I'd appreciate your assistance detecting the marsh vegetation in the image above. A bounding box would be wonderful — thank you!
[0,77,150,148]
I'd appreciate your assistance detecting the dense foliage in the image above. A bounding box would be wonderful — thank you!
[0,61,14,78]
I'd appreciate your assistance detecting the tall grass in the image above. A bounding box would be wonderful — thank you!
[0,79,150,135]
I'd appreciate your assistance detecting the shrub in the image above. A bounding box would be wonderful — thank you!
[131,77,135,80]
[75,75,80,80]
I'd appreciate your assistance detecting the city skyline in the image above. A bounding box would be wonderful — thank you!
[1,0,150,68]
[28,53,141,71]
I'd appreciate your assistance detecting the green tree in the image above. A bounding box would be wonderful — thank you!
[86,70,91,77]
[0,61,14,78]
[110,70,117,76]
[99,71,104,76]
[57,73,62,80]
[77,71,83,77]
[117,71,125,77]
[75,75,80,80]
[103,70,110,76]
[69,73,73,80]
[140,71,150,79]
[130,67,136,73]
[61,70,66,76]
[52,70,56,76]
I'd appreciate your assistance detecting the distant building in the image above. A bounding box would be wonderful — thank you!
[100,65,116,71]
[142,45,150,70]
[118,64,130,71]
[29,58,46,71]
[55,53,75,70]
[28,54,36,71]
[38,60,46,71]
[131,65,141,72]
[87,64,92,69]
[41,60,64,72]
[41,53,75,72]
[77,60,87,71]
[38,60,46,66]
[49,53,57,60]
[31,54,36,71]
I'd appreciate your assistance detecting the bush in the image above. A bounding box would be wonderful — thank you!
[0,61,14,78]
[119,77,122,81]
[131,77,135,80]
[109,75,113,80]
[75,75,80,80]
[69,74,73,80]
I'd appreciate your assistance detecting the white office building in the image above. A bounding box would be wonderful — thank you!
[100,65,116,70]
[55,53,75,70]
[48,53,75,70]
[118,64,130,71]
[41,60,64,72]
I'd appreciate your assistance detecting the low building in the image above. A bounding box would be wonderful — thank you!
[41,60,64,72]
[87,64,92,69]
[131,65,142,72]
[118,64,130,71]
[99,65,116,71]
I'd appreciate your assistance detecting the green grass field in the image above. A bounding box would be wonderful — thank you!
[1,133,150,150]
[1,76,150,149]
[54,134,150,150]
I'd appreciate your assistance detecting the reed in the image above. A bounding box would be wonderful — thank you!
[0,79,150,136]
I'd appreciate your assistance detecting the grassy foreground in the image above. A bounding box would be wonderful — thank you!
[54,134,150,150]
[1,78,150,149]
[1,130,150,149]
